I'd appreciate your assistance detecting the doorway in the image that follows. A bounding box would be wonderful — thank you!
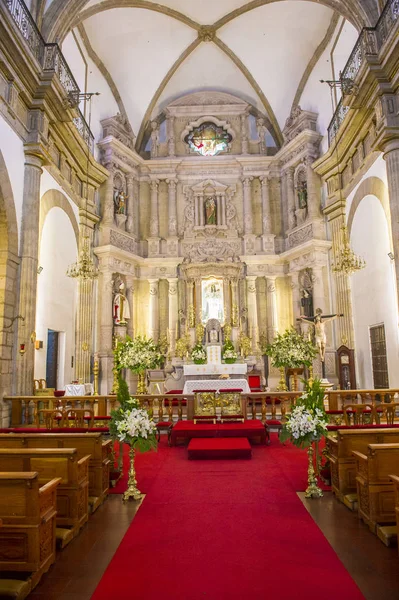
[46,329,59,389]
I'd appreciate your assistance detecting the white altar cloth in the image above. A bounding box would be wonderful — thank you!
[65,383,94,396]
[183,363,247,376]
[183,378,250,395]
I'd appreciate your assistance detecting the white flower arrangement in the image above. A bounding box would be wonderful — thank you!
[191,343,206,363]
[223,348,237,360]
[265,328,316,368]
[115,335,162,374]
[222,339,237,363]
[115,407,156,443]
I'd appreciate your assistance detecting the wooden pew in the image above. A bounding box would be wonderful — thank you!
[0,448,90,543]
[0,433,111,512]
[0,472,60,589]
[326,428,399,503]
[389,474,399,554]
[353,443,399,533]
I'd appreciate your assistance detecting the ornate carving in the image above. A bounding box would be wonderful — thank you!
[288,224,313,248]
[110,230,137,253]
[183,239,241,263]
[198,26,216,42]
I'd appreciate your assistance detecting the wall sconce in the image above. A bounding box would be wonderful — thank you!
[388,252,395,261]
[37,266,43,274]
[35,340,43,350]
[19,343,26,355]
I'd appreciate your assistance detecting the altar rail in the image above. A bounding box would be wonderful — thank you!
[4,389,399,427]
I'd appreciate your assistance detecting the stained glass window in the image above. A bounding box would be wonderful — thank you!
[185,122,232,156]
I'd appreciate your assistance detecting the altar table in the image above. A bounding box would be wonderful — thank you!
[64,383,94,396]
[182,378,250,395]
[183,363,247,376]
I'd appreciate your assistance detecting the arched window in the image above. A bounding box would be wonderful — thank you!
[185,122,232,156]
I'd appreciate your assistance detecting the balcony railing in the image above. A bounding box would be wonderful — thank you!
[327,0,399,146]
[2,0,93,152]
[5,0,44,64]
[73,108,95,154]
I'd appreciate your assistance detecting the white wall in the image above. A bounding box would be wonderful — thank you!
[346,154,388,214]
[35,207,78,389]
[0,115,25,242]
[350,195,399,388]
[40,168,80,219]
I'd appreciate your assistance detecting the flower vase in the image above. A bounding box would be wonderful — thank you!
[305,443,323,498]
[136,371,147,394]
[122,445,142,502]
[193,359,206,365]
[277,367,287,391]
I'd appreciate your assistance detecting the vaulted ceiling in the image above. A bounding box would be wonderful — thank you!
[38,0,371,147]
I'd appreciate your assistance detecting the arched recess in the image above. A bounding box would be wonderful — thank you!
[36,194,79,389]
[39,189,79,248]
[347,176,392,246]
[42,0,376,43]
[0,150,19,424]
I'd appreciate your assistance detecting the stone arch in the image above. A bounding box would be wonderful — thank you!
[39,189,79,248]
[0,150,19,424]
[347,176,392,246]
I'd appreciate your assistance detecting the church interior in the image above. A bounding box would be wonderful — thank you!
[1,0,399,598]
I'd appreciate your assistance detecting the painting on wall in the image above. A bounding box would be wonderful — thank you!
[185,122,232,157]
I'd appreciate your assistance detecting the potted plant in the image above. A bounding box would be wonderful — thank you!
[222,339,238,364]
[280,379,328,498]
[265,328,317,390]
[110,377,157,501]
[191,342,207,364]
[114,335,162,393]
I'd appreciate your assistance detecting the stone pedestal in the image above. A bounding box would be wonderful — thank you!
[261,234,275,253]
[148,237,161,257]
[243,234,256,255]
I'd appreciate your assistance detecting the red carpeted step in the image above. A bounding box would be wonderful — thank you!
[187,437,252,459]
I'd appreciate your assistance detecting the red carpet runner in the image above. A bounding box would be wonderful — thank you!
[93,436,364,600]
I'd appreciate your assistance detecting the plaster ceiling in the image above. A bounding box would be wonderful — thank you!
[69,0,342,144]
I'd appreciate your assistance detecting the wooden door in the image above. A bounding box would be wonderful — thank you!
[46,329,59,389]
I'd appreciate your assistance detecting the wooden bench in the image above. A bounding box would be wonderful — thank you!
[0,472,60,589]
[389,474,399,554]
[0,433,111,512]
[0,448,90,542]
[353,443,399,532]
[325,428,399,503]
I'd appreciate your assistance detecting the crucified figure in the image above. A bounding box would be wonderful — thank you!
[298,308,343,362]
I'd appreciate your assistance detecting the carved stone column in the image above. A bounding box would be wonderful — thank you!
[230,279,239,327]
[286,167,297,230]
[125,275,135,339]
[167,278,178,356]
[290,271,301,323]
[98,269,114,393]
[195,278,202,324]
[16,153,44,395]
[186,280,195,330]
[166,114,176,157]
[311,265,326,312]
[102,163,114,227]
[246,276,259,352]
[126,175,135,235]
[241,113,249,154]
[148,279,159,342]
[148,179,160,256]
[223,278,231,325]
[383,140,399,313]
[166,178,178,256]
[260,176,275,253]
[242,177,255,254]
[306,155,322,219]
[266,276,278,341]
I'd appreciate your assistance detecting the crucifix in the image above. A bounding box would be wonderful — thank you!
[297,308,344,379]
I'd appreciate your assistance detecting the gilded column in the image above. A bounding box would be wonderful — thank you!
[167,278,178,356]
[223,278,231,325]
[195,278,202,324]
[286,167,296,230]
[102,163,114,226]
[266,276,278,341]
[186,280,195,329]
[148,278,159,342]
[246,276,259,352]
[230,279,239,327]
[126,175,135,235]
[16,153,44,395]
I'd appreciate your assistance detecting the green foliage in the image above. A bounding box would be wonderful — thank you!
[265,328,316,368]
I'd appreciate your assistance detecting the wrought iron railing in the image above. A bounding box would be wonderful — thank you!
[3,0,93,152]
[43,43,80,97]
[73,108,95,153]
[328,99,350,145]
[4,0,45,64]
[327,0,399,146]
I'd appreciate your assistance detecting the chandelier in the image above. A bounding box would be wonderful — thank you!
[67,236,98,280]
[332,225,366,276]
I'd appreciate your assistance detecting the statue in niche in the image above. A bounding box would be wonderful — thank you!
[256,118,268,155]
[113,189,127,215]
[150,121,159,158]
[297,181,308,209]
[205,196,217,225]
[113,282,130,325]
[301,288,313,318]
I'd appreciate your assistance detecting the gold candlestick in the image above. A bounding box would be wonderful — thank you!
[93,352,99,395]
[122,446,142,502]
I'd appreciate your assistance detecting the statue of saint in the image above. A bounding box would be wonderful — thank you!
[150,121,159,158]
[299,308,343,362]
[256,118,268,155]
[114,190,127,215]
[205,197,217,225]
[297,181,308,209]
[113,282,130,325]
[300,289,313,317]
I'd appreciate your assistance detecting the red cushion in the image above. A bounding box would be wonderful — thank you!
[327,424,399,431]
[265,419,282,426]
[166,390,183,394]
[193,389,216,393]
[219,388,243,393]
[326,410,343,415]
[164,399,187,406]
[156,421,172,428]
